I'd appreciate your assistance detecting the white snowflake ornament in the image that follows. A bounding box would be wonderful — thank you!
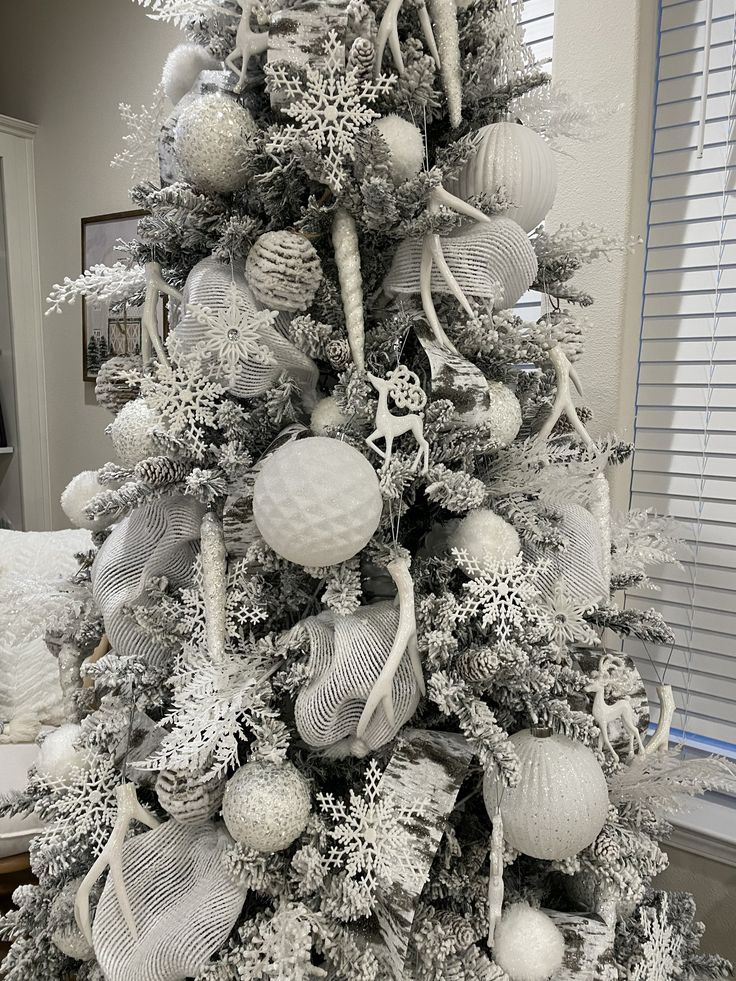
[111,85,170,184]
[453,550,547,643]
[540,580,598,655]
[265,31,395,192]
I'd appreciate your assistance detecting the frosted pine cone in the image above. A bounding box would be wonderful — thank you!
[245,231,323,312]
[347,36,375,82]
[326,337,351,369]
[95,355,141,413]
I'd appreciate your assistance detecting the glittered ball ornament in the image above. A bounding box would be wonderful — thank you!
[107,398,161,466]
[483,728,608,860]
[493,905,565,981]
[480,382,522,443]
[222,760,311,852]
[253,437,382,567]
[245,231,323,312]
[174,93,258,194]
[374,114,425,184]
[448,509,520,570]
[50,879,95,962]
[449,122,558,232]
[36,723,89,781]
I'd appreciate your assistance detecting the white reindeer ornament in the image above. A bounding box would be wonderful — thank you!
[585,654,645,761]
[366,366,430,474]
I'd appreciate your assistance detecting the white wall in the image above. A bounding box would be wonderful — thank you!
[0,0,180,528]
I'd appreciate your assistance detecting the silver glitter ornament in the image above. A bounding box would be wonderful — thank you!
[174,93,258,195]
[483,728,608,861]
[222,760,311,852]
[50,879,95,962]
[245,231,323,312]
[107,398,161,466]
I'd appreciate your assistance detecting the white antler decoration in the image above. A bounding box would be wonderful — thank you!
[645,683,676,754]
[585,654,645,761]
[142,261,182,367]
[538,344,593,447]
[356,556,425,739]
[225,0,269,93]
[374,0,440,76]
[74,783,160,946]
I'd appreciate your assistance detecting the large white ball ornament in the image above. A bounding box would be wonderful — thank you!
[374,115,425,184]
[162,43,220,104]
[61,470,115,531]
[36,724,89,781]
[448,509,520,570]
[253,437,383,567]
[174,93,258,194]
[107,398,161,466]
[222,760,311,852]
[493,905,565,981]
[482,382,522,443]
[483,728,608,860]
[450,122,558,232]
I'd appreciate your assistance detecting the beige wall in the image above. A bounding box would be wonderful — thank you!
[0,0,180,528]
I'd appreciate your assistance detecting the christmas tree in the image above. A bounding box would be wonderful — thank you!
[4,1,735,979]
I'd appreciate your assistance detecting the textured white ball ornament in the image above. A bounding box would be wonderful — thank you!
[482,382,523,443]
[310,396,348,435]
[174,93,258,194]
[374,114,425,184]
[253,436,383,567]
[222,760,311,852]
[451,122,558,232]
[36,724,89,780]
[61,470,115,531]
[483,728,608,860]
[161,44,220,104]
[50,879,95,962]
[107,398,161,466]
[493,904,565,981]
[448,509,520,570]
[245,231,323,312]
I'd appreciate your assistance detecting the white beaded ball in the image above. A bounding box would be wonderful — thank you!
[222,760,311,852]
[36,724,89,781]
[451,122,558,232]
[310,396,348,435]
[174,93,258,194]
[484,382,522,444]
[374,114,425,184]
[448,509,520,570]
[483,728,609,861]
[493,904,565,981]
[162,43,220,104]
[107,398,160,466]
[51,879,95,962]
[61,470,115,531]
[253,436,383,567]
[245,231,323,312]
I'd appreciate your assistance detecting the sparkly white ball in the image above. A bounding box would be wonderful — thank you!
[448,509,520,570]
[253,436,383,567]
[222,760,311,852]
[473,382,522,444]
[175,93,258,194]
[51,879,95,961]
[483,729,609,861]
[374,115,425,184]
[107,398,160,466]
[36,724,88,781]
[310,396,348,435]
[493,905,565,981]
[61,470,114,531]
[162,43,220,104]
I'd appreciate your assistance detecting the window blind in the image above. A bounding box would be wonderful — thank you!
[624,0,736,755]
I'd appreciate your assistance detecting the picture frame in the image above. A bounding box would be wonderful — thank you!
[81,210,168,382]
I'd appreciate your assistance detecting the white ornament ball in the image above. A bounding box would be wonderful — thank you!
[51,879,95,961]
[451,122,558,232]
[483,382,523,444]
[374,114,425,184]
[107,398,160,467]
[162,43,220,104]
[483,728,609,860]
[61,470,114,531]
[245,231,323,312]
[253,436,382,567]
[493,905,565,981]
[36,724,89,781]
[448,509,520,570]
[222,760,311,852]
[310,396,348,435]
[174,93,258,194]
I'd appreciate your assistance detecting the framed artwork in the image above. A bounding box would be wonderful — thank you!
[81,211,168,381]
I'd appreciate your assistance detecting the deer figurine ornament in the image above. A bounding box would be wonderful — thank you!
[585,654,645,761]
[365,366,430,474]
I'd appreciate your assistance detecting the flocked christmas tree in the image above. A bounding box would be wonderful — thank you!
[3,1,736,979]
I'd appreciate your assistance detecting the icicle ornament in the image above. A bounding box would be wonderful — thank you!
[332,207,365,371]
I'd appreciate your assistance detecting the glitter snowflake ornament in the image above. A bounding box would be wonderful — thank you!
[540,580,598,655]
[453,550,547,642]
[265,31,395,192]
[111,85,170,184]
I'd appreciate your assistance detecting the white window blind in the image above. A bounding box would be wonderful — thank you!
[624,0,736,756]
[515,0,555,322]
